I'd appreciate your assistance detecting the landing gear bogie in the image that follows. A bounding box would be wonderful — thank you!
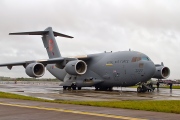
[78,87,81,90]
[63,86,82,91]
[63,86,67,90]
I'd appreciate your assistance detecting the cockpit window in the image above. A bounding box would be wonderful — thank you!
[131,57,137,62]
[131,57,141,62]
[132,57,151,62]
[136,57,141,61]
[141,57,150,61]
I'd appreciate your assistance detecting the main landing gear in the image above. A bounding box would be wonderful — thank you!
[63,84,81,90]
[137,82,155,93]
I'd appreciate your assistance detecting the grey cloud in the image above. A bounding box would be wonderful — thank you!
[0,0,180,79]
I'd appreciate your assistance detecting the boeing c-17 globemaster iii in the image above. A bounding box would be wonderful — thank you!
[0,27,170,92]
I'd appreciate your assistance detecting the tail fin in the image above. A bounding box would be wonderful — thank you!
[9,27,73,58]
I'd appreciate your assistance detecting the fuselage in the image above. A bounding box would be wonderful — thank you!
[47,51,156,87]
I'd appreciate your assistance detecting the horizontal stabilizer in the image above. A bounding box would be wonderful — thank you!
[9,31,73,38]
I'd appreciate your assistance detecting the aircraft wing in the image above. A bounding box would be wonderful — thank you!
[0,61,27,70]
[0,57,77,70]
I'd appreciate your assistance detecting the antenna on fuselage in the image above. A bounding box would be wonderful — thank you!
[161,62,164,66]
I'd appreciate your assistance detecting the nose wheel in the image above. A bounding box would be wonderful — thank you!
[137,82,155,93]
[137,86,147,93]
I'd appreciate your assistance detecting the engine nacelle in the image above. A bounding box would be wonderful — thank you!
[25,63,45,78]
[65,60,87,75]
[153,66,170,79]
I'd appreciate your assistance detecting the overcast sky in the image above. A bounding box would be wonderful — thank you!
[0,0,180,79]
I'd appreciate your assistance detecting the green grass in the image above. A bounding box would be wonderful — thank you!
[0,91,49,102]
[131,85,180,89]
[66,101,180,114]
[159,86,180,89]
[0,91,180,114]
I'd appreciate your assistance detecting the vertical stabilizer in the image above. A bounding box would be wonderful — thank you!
[42,27,61,58]
[9,27,73,59]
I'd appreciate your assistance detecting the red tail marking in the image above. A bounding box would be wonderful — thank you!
[48,39,54,52]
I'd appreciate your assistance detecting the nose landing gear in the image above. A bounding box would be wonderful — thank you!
[137,82,155,93]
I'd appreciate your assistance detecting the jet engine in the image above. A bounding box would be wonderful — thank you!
[153,65,170,79]
[65,60,87,75]
[25,63,45,78]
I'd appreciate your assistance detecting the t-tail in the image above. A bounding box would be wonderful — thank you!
[9,27,73,58]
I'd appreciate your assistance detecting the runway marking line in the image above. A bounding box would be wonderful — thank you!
[0,102,147,120]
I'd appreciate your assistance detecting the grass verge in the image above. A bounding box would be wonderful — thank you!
[160,86,180,89]
[131,85,180,89]
[0,91,180,114]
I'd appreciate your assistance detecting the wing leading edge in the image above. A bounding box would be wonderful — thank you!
[0,57,77,70]
[0,54,91,70]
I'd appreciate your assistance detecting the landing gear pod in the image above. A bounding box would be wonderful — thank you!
[65,60,87,75]
[25,63,45,78]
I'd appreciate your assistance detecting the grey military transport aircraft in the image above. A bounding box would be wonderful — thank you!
[0,27,170,92]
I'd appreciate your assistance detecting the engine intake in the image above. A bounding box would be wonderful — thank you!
[65,60,87,75]
[25,63,45,78]
[153,66,170,79]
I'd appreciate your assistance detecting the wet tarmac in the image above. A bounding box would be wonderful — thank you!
[0,81,180,101]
